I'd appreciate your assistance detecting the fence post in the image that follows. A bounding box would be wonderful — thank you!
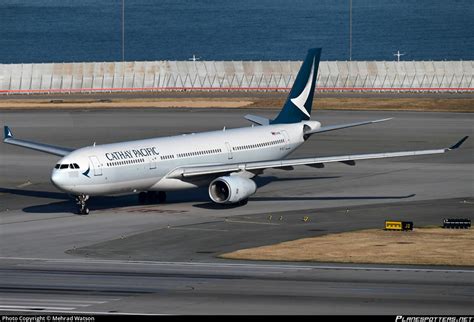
[362,74,368,88]
[448,74,455,88]
[401,74,406,88]
[19,66,23,91]
[410,74,416,89]
[381,74,387,88]
[429,75,435,89]
[29,67,33,91]
[420,75,426,89]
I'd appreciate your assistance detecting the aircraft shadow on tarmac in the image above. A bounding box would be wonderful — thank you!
[0,178,416,214]
[1,176,338,213]
[193,194,416,209]
[0,187,68,200]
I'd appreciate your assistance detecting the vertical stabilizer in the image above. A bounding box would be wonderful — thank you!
[271,48,321,124]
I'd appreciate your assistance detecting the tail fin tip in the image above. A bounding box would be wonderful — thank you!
[4,126,13,139]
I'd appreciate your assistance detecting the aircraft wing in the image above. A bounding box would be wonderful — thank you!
[3,126,74,157]
[166,136,468,179]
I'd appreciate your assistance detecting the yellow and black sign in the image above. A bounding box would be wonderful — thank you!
[384,221,413,231]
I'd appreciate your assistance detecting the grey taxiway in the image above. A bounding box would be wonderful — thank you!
[0,107,473,314]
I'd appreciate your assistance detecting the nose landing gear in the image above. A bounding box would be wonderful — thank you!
[76,194,90,215]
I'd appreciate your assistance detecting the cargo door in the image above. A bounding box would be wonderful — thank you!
[149,156,157,170]
[225,142,233,160]
[88,156,102,176]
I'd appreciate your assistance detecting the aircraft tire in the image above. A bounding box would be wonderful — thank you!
[147,191,158,204]
[138,192,147,204]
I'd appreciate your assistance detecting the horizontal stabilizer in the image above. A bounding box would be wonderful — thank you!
[305,118,393,136]
[244,114,270,126]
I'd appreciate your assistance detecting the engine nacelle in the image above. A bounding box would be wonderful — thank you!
[209,175,257,204]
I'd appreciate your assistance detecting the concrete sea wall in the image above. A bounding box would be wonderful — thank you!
[0,60,472,94]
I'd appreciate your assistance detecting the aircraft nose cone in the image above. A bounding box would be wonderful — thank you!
[51,171,66,190]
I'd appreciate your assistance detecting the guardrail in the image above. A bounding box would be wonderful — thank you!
[1,60,472,94]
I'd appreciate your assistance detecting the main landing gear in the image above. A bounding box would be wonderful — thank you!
[138,191,167,205]
[75,194,90,215]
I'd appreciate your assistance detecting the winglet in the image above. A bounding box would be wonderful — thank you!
[4,126,13,140]
[449,136,469,150]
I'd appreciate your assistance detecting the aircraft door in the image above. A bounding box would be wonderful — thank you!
[225,142,233,160]
[281,130,291,150]
[88,156,103,176]
[150,156,157,170]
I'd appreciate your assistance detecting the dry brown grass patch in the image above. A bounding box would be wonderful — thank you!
[220,228,474,266]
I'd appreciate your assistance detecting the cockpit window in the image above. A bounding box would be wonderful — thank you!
[56,163,79,170]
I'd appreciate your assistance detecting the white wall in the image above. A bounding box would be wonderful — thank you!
[0,60,472,94]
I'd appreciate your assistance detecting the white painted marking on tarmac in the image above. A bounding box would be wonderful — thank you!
[225,219,281,226]
[0,301,91,307]
[16,181,32,188]
[0,297,108,304]
[1,256,473,274]
[0,308,168,315]
[170,227,229,232]
[0,305,76,310]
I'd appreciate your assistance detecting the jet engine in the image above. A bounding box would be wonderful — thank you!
[302,120,321,140]
[209,175,257,204]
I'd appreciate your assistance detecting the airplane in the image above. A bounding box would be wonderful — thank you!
[3,48,468,215]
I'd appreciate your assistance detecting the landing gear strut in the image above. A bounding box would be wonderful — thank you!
[138,191,167,204]
[76,194,90,215]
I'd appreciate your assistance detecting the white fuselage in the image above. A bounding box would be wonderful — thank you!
[50,121,320,196]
